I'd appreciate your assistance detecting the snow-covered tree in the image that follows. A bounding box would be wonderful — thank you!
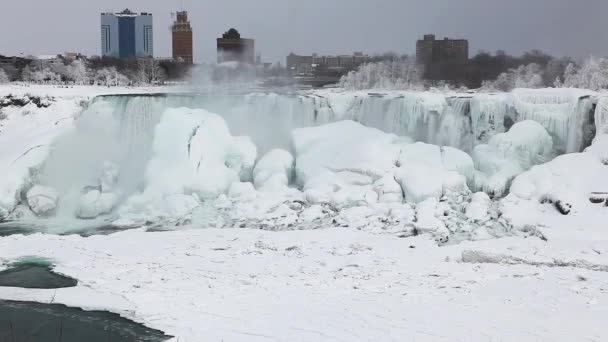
[339,59,422,90]
[562,63,579,88]
[482,63,544,91]
[95,67,130,86]
[66,60,90,85]
[559,57,608,90]
[137,59,166,84]
[0,68,9,84]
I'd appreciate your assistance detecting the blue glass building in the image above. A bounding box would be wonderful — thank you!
[101,9,153,58]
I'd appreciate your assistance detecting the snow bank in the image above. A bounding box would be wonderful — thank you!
[509,136,608,212]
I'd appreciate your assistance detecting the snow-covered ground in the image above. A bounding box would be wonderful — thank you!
[1,85,608,341]
[1,222,607,342]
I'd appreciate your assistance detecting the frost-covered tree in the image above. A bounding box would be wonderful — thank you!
[482,63,544,91]
[95,67,130,86]
[66,60,90,85]
[339,59,422,90]
[560,57,608,90]
[562,62,579,88]
[0,68,9,84]
[137,59,166,84]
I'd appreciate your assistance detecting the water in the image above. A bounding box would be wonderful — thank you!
[0,300,171,342]
[0,256,76,289]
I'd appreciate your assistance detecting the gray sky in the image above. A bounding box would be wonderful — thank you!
[1,0,607,63]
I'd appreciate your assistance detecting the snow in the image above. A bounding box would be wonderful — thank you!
[1,225,607,341]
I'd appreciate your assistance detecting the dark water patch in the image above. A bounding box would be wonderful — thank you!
[0,223,35,237]
[0,300,171,342]
[0,257,76,289]
[0,221,136,237]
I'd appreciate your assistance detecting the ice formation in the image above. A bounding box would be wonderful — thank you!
[0,86,606,243]
[472,120,555,197]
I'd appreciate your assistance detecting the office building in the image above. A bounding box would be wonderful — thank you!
[101,9,153,59]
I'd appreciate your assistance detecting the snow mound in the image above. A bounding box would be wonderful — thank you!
[253,149,294,192]
[473,120,554,197]
[119,108,257,219]
[26,185,59,217]
[510,151,608,211]
[292,120,404,207]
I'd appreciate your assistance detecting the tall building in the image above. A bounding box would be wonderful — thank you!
[416,34,469,81]
[101,9,153,59]
[171,11,193,64]
[416,34,469,65]
[217,28,255,64]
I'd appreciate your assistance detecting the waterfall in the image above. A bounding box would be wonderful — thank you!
[595,96,608,137]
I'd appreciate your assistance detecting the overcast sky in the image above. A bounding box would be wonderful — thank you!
[1,0,607,63]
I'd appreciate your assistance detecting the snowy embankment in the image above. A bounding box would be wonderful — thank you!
[1,85,608,340]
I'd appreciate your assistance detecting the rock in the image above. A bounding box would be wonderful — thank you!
[555,200,572,215]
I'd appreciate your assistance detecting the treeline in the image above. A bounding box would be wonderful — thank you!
[466,50,573,89]
[340,50,608,91]
[0,56,193,86]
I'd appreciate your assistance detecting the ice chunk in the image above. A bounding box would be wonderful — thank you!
[253,149,294,192]
[510,144,608,212]
[397,142,443,169]
[26,185,59,217]
[145,108,253,199]
[415,198,449,243]
[228,182,256,199]
[293,120,400,186]
[473,120,554,197]
[585,134,608,164]
[396,165,444,203]
[373,174,403,203]
[466,192,491,221]
[226,136,257,183]
[293,120,402,207]
[441,146,475,186]
[76,190,117,219]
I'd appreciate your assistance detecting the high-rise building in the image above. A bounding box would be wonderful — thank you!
[416,34,469,65]
[217,28,255,64]
[416,34,469,81]
[171,11,193,64]
[101,9,153,59]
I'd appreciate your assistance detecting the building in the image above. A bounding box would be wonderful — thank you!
[217,28,255,64]
[286,52,370,75]
[33,55,64,69]
[171,11,193,64]
[416,34,469,81]
[101,9,153,59]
